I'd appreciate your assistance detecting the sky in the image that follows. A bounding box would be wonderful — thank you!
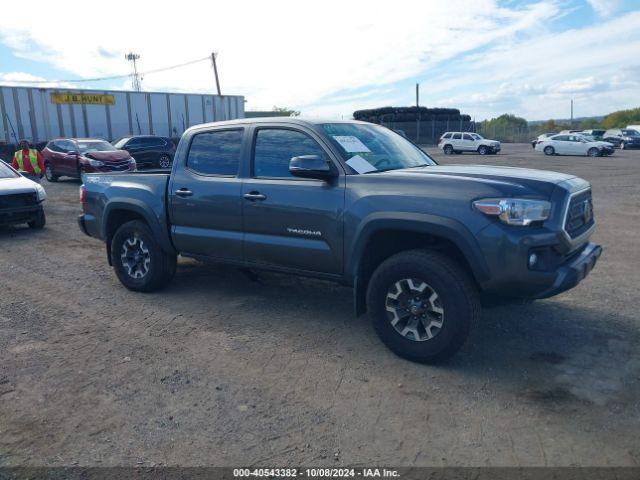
[0,0,639,121]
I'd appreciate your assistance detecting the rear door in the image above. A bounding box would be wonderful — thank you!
[168,128,246,261]
[552,135,570,154]
[461,133,476,151]
[124,138,148,167]
[242,125,345,275]
[450,133,463,150]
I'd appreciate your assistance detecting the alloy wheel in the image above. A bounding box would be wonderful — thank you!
[385,278,444,342]
[159,155,172,168]
[120,235,151,279]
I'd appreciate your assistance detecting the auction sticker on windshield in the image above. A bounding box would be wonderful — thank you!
[346,154,377,174]
[332,135,371,153]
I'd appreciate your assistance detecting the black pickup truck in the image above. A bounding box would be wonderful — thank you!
[78,118,602,363]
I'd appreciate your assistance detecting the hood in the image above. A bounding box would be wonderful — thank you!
[384,164,576,197]
[83,150,131,162]
[0,175,40,195]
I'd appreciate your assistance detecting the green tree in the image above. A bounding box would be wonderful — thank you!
[600,107,640,129]
[272,106,301,117]
[579,118,601,129]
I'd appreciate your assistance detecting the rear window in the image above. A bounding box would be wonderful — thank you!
[187,129,243,176]
[441,133,452,139]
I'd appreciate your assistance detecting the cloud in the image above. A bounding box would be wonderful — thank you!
[0,72,75,88]
[586,0,621,16]
[0,0,560,116]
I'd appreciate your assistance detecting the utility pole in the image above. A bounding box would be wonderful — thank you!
[415,83,420,144]
[125,52,142,91]
[570,99,574,128]
[211,52,222,96]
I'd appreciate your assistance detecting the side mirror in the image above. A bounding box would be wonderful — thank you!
[289,155,336,180]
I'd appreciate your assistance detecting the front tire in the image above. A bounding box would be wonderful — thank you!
[111,220,177,292]
[587,147,600,157]
[44,163,58,182]
[544,146,555,156]
[366,250,480,363]
[478,145,488,155]
[28,210,46,229]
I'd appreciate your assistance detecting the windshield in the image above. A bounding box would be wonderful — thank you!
[0,161,19,179]
[622,129,640,137]
[77,140,118,153]
[112,137,131,149]
[471,133,483,140]
[321,123,436,173]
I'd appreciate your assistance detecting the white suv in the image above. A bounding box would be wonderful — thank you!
[438,132,501,155]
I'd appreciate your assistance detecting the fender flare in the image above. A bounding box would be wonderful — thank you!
[102,199,176,257]
[347,213,491,315]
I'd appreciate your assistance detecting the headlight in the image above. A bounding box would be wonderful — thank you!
[473,198,551,226]
[87,159,104,167]
[34,183,47,202]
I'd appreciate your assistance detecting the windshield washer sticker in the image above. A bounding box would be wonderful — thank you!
[332,135,371,153]
[346,155,377,174]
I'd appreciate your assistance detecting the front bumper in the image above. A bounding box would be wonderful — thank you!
[0,205,43,226]
[534,242,602,298]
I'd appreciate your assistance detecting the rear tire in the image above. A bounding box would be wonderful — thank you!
[111,220,177,292]
[443,144,454,155]
[366,249,480,363]
[28,210,46,229]
[44,163,58,182]
[544,146,555,156]
[620,142,625,150]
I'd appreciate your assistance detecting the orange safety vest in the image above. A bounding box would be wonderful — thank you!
[13,149,41,175]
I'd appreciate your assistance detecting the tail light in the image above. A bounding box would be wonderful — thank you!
[80,184,86,212]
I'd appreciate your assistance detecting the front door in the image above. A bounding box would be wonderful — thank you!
[169,128,246,261]
[242,126,345,275]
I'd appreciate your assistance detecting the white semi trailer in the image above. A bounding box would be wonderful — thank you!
[0,85,245,144]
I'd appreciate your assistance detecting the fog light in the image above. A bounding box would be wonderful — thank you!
[529,253,538,267]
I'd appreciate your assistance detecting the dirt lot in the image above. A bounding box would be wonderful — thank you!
[1,143,639,467]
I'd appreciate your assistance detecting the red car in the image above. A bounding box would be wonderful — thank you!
[42,138,136,182]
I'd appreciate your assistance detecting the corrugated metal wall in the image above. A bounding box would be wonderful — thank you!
[0,86,245,144]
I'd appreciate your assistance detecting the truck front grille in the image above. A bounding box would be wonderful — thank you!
[0,192,38,209]
[564,189,594,239]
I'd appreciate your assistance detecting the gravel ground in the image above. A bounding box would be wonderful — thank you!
[0,143,639,467]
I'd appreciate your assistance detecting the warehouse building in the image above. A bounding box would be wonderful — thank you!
[0,85,245,144]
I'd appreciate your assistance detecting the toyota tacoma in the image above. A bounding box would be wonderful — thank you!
[78,118,602,363]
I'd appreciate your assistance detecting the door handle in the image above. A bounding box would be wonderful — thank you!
[175,188,193,197]
[243,192,266,201]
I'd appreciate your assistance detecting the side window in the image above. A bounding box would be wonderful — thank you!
[58,140,75,152]
[463,134,473,140]
[186,129,243,176]
[47,141,62,153]
[127,138,141,147]
[452,133,462,140]
[442,133,452,139]
[253,128,326,178]
[554,135,568,141]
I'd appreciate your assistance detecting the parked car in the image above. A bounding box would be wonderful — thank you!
[559,130,584,134]
[112,135,175,169]
[626,125,640,133]
[79,118,601,363]
[41,138,136,181]
[603,128,640,149]
[581,129,605,141]
[0,160,47,229]
[531,132,557,148]
[535,134,614,156]
[438,132,500,155]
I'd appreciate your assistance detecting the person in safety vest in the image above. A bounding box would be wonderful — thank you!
[11,139,44,183]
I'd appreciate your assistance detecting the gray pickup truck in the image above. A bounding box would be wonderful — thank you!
[78,118,602,363]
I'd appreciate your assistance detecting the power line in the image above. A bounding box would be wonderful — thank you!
[3,56,210,85]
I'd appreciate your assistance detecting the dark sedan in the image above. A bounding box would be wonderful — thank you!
[112,135,176,169]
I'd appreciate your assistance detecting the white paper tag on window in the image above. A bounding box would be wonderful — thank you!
[346,155,377,174]
[332,135,371,153]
